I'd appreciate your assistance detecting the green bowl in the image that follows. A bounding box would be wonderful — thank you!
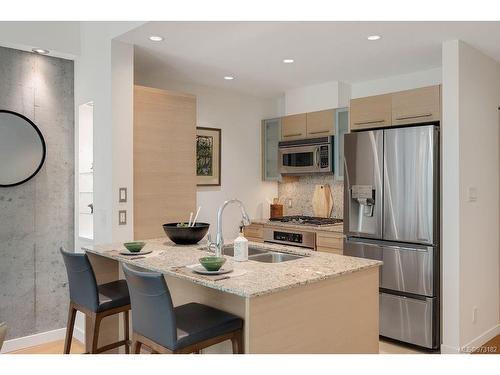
[199,256,226,272]
[123,241,146,253]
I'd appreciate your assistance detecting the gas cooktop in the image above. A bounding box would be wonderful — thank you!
[269,215,343,226]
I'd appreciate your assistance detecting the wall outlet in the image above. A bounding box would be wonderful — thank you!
[119,187,127,203]
[472,306,478,324]
[119,210,127,225]
[287,198,293,208]
[468,187,478,202]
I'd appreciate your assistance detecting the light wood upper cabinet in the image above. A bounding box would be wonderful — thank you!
[281,113,307,140]
[306,109,335,137]
[391,85,441,125]
[350,94,392,130]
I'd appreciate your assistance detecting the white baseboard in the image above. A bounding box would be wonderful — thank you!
[441,324,500,354]
[460,324,500,353]
[1,327,84,354]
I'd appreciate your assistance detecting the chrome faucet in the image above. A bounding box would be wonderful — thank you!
[208,199,251,257]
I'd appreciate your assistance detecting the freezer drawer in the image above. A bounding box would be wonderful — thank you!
[344,238,436,296]
[380,292,437,349]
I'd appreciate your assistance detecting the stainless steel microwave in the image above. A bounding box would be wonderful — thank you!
[279,136,333,175]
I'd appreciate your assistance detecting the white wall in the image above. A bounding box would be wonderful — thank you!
[442,40,500,353]
[135,73,279,240]
[285,80,342,115]
[75,22,143,247]
[351,67,442,98]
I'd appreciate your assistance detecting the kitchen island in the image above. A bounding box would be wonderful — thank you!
[82,238,381,354]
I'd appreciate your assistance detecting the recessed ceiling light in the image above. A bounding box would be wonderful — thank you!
[224,76,234,80]
[32,48,49,55]
[149,35,164,42]
[283,59,294,64]
[367,35,382,41]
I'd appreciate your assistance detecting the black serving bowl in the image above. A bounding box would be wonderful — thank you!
[162,222,210,245]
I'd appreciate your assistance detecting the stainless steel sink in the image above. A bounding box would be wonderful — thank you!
[249,252,304,263]
[222,245,269,257]
[198,244,305,263]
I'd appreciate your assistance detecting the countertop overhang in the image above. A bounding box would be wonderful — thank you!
[83,238,381,298]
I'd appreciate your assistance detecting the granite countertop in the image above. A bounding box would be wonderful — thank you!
[83,238,380,298]
[251,219,344,233]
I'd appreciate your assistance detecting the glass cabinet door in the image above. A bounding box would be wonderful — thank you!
[262,118,281,181]
[335,108,349,181]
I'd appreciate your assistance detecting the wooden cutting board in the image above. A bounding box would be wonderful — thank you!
[312,184,333,218]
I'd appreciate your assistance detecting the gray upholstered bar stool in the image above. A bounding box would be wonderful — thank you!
[122,264,244,354]
[60,247,131,354]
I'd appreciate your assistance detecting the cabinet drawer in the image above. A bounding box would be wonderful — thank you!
[281,113,307,140]
[244,224,264,240]
[306,109,335,137]
[316,232,343,250]
[350,94,392,130]
[317,246,343,255]
[392,85,440,125]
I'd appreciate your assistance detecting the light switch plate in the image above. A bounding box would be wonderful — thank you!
[119,210,127,225]
[119,187,127,203]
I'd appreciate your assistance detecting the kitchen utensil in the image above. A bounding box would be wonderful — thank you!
[119,249,152,256]
[312,184,333,218]
[191,206,201,227]
[123,241,146,252]
[198,256,226,271]
[187,212,193,227]
[162,222,210,244]
[192,265,232,275]
[270,203,283,218]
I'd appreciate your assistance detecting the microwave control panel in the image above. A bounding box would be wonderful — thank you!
[319,145,330,168]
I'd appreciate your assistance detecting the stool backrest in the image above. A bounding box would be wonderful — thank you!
[122,264,177,349]
[60,247,99,312]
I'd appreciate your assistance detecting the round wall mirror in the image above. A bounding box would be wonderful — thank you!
[0,110,46,187]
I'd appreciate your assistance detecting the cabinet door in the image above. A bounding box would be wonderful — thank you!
[262,118,281,181]
[392,85,440,126]
[316,232,343,255]
[334,108,349,181]
[281,113,306,140]
[306,109,335,137]
[350,94,391,130]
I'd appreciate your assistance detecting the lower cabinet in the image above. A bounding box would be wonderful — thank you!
[243,223,264,243]
[316,232,343,255]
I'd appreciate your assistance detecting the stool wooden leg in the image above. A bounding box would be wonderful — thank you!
[63,303,77,354]
[88,313,102,354]
[132,340,142,354]
[231,330,244,354]
[123,310,130,354]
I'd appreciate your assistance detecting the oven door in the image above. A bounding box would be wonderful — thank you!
[279,145,320,174]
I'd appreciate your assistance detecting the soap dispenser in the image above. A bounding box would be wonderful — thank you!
[233,231,249,262]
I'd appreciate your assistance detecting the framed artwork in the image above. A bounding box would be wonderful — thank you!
[196,127,221,186]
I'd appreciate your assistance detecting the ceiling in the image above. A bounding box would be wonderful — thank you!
[118,21,500,98]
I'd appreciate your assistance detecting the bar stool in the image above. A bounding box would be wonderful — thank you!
[122,264,244,354]
[60,247,131,354]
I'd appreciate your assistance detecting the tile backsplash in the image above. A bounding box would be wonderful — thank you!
[278,175,344,218]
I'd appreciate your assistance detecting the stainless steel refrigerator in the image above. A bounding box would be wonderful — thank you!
[343,124,440,349]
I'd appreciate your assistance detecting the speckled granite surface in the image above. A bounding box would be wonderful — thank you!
[278,175,344,218]
[83,238,380,298]
[251,219,344,233]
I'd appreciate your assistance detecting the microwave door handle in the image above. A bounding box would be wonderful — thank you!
[315,147,320,167]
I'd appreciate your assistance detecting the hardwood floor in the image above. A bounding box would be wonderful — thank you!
[7,339,85,354]
[5,335,499,354]
[473,335,500,354]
